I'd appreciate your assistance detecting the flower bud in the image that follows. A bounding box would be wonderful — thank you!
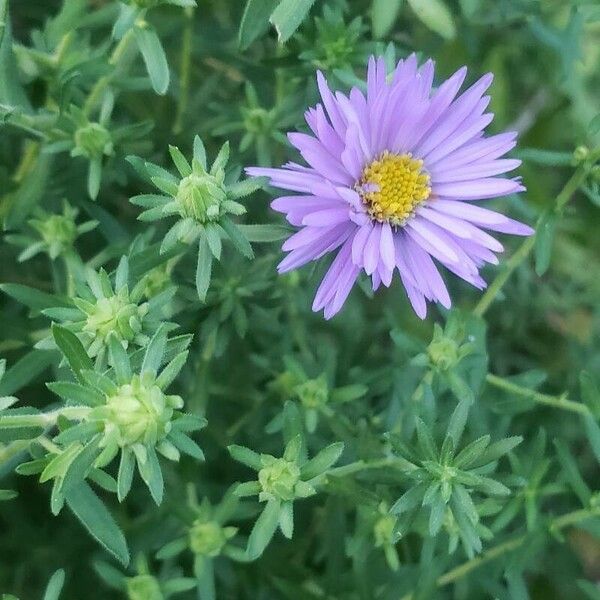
[294,376,328,409]
[573,146,589,164]
[258,456,301,501]
[176,173,227,223]
[74,122,113,159]
[105,374,183,447]
[83,295,149,347]
[189,520,236,557]
[126,575,163,600]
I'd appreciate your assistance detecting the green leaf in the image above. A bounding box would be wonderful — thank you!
[406,0,456,40]
[239,0,278,49]
[372,0,403,39]
[134,25,169,95]
[168,429,205,460]
[107,334,131,385]
[0,349,56,396]
[221,217,254,259]
[278,501,294,539]
[554,439,591,506]
[194,555,215,600]
[236,224,290,242]
[61,438,102,493]
[168,145,191,177]
[247,499,281,559]
[195,234,213,301]
[47,382,103,407]
[390,483,427,514]
[534,210,558,276]
[141,325,167,377]
[0,283,69,314]
[65,481,129,566]
[137,445,164,505]
[228,444,262,470]
[270,0,317,43]
[42,569,65,600]
[52,325,93,384]
[583,414,600,464]
[300,442,344,480]
[117,448,135,502]
[445,397,471,446]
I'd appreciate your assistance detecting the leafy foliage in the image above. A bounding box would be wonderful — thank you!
[1,0,600,599]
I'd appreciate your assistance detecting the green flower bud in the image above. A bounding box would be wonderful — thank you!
[427,336,459,371]
[126,575,163,600]
[82,294,149,346]
[31,213,78,259]
[105,374,183,446]
[373,513,397,548]
[189,520,237,557]
[74,122,113,159]
[176,173,227,223]
[243,107,272,135]
[573,145,589,164]
[258,456,301,501]
[294,376,328,409]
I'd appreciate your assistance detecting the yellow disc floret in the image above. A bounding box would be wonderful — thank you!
[357,152,431,226]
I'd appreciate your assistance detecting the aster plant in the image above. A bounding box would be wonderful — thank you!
[249,55,534,319]
[2,1,600,599]
[39,256,175,368]
[128,136,265,301]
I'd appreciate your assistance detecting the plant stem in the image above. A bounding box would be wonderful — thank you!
[173,6,194,134]
[400,506,600,600]
[473,166,587,317]
[485,373,590,416]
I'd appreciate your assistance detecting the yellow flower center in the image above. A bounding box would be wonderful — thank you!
[357,152,431,226]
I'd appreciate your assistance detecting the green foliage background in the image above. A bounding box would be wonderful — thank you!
[0,0,599,599]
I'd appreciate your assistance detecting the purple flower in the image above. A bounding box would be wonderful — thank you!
[247,55,533,319]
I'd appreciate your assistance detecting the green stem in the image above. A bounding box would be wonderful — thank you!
[400,506,600,600]
[473,166,587,317]
[485,373,590,416]
[84,29,136,117]
[173,6,194,134]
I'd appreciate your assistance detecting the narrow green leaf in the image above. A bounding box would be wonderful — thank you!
[247,499,280,559]
[52,325,93,384]
[221,217,254,259]
[534,210,558,276]
[0,349,56,396]
[236,224,290,242]
[43,569,66,600]
[117,448,135,502]
[228,444,262,470]
[134,25,169,95]
[406,0,456,39]
[372,0,403,39]
[65,481,130,566]
[239,0,278,50]
[195,234,213,301]
[300,442,344,480]
[270,0,317,43]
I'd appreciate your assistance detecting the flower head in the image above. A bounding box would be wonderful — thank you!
[248,55,534,319]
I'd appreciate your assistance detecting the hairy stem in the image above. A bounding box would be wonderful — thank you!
[485,373,590,416]
[473,166,587,317]
[400,505,600,599]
